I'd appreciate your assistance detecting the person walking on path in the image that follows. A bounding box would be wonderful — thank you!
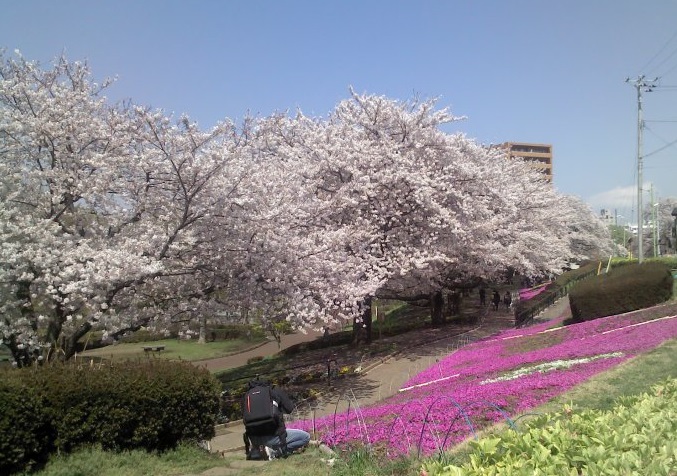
[503,291,512,310]
[479,287,486,307]
[491,290,501,311]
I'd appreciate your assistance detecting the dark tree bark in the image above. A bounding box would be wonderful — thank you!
[352,297,373,345]
[430,291,445,327]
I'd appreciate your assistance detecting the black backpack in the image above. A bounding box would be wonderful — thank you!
[242,384,280,436]
[242,382,289,460]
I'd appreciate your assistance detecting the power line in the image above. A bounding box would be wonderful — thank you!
[658,60,677,78]
[644,131,677,158]
[651,45,677,77]
[639,27,677,75]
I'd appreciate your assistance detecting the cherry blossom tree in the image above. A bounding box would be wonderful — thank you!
[0,52,616,363]
[235,92,614,339]
[0,52,250,364]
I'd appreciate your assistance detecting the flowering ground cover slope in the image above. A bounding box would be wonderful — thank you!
[296,306,677,456]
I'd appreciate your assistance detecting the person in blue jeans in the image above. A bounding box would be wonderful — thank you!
[261,428,310,459]
[243,379,310,459]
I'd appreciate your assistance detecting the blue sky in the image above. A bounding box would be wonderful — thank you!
[2,0,677,223]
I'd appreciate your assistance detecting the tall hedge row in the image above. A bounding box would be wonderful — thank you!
[0,360,220,474]
[569,261,674,323]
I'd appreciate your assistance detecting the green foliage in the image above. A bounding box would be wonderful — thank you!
[33,443,225,476]
[208,323,265,341]
[0,374,53,474]
[331,444,420,476]
[117,329,174,344]
[0,360,220,473]
[422,378,677,475]
[644,255,677,270]
[569,261,673,323]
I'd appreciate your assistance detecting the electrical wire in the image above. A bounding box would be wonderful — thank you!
[643,125,677,159]
[639,27,677,75]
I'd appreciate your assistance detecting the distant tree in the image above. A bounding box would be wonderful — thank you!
[646,197,677,255]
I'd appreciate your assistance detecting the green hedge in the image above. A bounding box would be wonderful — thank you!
[207,323,266,341]
[569,261,674,324]
[0,360,220,474]
[0,376,53,474]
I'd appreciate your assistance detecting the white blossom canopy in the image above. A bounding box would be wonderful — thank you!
[0,53,614,363]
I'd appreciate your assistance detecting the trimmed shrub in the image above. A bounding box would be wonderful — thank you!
[3,359,220,461]
[569,261,673,323]
[208,323,265,341]
[0,374,53,475]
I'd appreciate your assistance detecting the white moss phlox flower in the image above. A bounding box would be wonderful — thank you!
[480,352,624,385]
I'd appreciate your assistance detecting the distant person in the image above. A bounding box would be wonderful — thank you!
[492,290,501,311]
[503,291,512,310]
[242,379,310,460]
[478,287,486,306]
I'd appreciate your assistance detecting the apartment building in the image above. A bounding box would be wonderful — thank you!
[502,142,553,182]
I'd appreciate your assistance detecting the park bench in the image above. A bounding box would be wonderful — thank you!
[142,345,165,353]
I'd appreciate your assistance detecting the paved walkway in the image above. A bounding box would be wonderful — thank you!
[192,329,324,372]
[207,297,572,455]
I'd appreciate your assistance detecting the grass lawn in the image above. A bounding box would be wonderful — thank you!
[77,336,268,362]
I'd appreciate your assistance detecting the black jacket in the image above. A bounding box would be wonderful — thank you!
[270,386,295,415]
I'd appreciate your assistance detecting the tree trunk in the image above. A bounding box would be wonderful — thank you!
[9,280,38,367]
[62,321,94,361]
[352,297,373,345]
[431,291,445,327]
[198,315,207,344]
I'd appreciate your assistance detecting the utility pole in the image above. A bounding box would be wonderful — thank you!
[626,75,658,263]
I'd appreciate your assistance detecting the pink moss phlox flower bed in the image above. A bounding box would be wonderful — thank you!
[294,309,677,456]
[518,283,550,301]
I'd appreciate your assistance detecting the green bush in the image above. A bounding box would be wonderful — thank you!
[569,261,673,323]
[118,328,174,343]
[2,359,220,464]
[0,375,53,475]
[208,323,265,341]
